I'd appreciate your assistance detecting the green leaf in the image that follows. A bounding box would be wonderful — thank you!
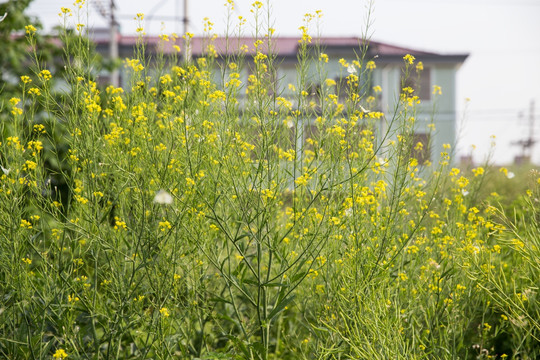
[261,282,289,288]
[268,294,295,321]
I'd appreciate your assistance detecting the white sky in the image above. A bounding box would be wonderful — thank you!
[27,0,540,165]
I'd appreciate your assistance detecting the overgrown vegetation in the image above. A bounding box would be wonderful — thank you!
[1,1,539,359]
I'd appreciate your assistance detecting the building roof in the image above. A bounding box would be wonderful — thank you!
[92,32,468,64]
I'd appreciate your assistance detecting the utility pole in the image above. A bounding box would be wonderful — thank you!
[109,0,119,87]
[183,0,190,62]
[512,99,537,164]
[528,99,535,156]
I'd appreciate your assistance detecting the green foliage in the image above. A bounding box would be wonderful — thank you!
[0,0,65,113]
[0,2,539,359]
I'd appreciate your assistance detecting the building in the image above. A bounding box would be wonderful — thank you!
[93,33,468,164]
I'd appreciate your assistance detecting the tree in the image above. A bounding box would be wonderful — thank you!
[0,0,61,103]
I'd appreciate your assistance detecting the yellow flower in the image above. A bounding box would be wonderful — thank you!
[366,60,376,70]
[253,51,267,64]
[125,58,144,72]
[60,7,72,16]
[325,78,336,87]
[159,220,172,231]
[398,272,408,281]
[25,25,37,35]
[160,307,170,317]
[298,25,311,44]
[74,0,85,9]
[114,217,127,231]
[403,54,415,64]
[28,88,41,96]
[472,167,484,177]
[20,219,33,229]
[53,348,68,359]
[23,160,37,171]
[38,70,52,81]
[295,172,311,187]
[20,75,32,84]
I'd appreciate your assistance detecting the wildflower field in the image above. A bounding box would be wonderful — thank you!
[1,1,539,359]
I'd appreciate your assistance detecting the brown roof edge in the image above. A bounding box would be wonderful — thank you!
[99,35,468,61]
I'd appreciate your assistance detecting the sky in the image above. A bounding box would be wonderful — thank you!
[26,0,540,165]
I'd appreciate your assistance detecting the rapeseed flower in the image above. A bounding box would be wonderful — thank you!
[160,307,170,317]
[25,25,37,35]
[403,54,415,64]
[53,349,68,359]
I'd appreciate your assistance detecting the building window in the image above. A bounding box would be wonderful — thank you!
[401,67,431,101]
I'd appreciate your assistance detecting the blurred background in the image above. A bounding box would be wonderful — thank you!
[24,0,540,165]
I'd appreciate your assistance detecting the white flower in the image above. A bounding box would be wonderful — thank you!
[347,65,357,74]
[153,189,173,205]
[286,119,294,129]
[359,105,370,114]
[506,171,515,179]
